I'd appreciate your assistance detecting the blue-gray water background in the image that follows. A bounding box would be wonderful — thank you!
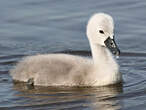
[0,0,146,109]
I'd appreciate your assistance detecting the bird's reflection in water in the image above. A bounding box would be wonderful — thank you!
[12,82,123,110]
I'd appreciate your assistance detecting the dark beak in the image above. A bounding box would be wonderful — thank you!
[104,37,120,56]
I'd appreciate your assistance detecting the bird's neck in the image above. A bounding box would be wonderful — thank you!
[89,42,120,85]
[90,43,109,66]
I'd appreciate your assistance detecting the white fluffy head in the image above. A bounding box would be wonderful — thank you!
[87,13,114,46]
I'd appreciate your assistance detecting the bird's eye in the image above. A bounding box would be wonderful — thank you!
[99,30,104,34]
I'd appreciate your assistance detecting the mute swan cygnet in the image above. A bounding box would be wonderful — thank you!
[10,13,122,86]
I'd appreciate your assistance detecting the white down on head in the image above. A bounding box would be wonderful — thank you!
[10,13,122,86]
[87,13,114,46]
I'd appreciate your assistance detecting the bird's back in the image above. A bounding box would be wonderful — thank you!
[10,54,93,86]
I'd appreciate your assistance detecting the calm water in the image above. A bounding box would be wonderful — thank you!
[0,0,146,109]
